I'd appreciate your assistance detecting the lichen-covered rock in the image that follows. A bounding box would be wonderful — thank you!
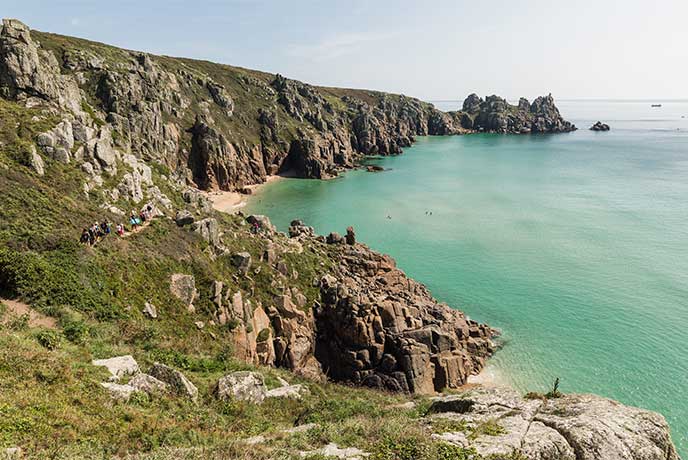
[91,355,140,381]
[129,373,168,394]
[148,363,198,401]
[231,252,252,274]
[142,301,157,318]
[215,371,266,403]
[169,273,196,311]
[299,443,369,460]
[174,210,194,226]
[191,217,220,247]
[265,383,309,400]
[429,386,679,460]
[27,145,44,175]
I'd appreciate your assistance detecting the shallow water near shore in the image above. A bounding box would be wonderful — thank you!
[247,100,688,454]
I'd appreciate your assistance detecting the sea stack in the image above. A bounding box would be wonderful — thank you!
[590,121,611,131]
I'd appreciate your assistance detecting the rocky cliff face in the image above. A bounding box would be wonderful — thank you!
[0,19,574,197]
[315,240,493,393]
[195,218,495,394]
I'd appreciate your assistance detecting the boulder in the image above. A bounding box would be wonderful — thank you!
[246,214,275,232]
[100,382,136,400]
[231,252,252,274]
[174,210,194,226]
[129,373,168,394]
[299,443,369,459]
[148,363,198,402]
[27,145,44,176]
[265,383,309,399]
[99,374,168,400]
[191,218,220,247]
[3,447,22,459]
[345,226,356,245]
[92,355,140,381]
[142,301,158,319]
[326,232,344,244]
[169,274,196,311]
[215,371,266,403]
[289,221,315,238]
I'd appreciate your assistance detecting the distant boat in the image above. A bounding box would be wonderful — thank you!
[651,104,662,107]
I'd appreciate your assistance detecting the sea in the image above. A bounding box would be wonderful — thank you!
[246,99,688,454]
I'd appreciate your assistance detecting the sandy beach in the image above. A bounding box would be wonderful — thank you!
[207,175,284,214]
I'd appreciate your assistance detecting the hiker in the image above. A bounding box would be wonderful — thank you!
[130,213,139,230]
[92,222,102,240]
[80,228,90,244]
[116,223,125,236]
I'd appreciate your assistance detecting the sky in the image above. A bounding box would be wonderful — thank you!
[4,0,688,101]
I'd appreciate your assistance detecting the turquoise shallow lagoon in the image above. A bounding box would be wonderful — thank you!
[247,100,688,454]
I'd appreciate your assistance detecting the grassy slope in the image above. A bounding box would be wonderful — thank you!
[0,97,512,459]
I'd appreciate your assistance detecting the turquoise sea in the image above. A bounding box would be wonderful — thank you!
[246,100,688,454]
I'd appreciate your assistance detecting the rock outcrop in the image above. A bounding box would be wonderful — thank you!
[429,386,679,460]
[590,121,611,131]
[457,93,576,134]
[223,218,495,394]
[314,242,494,394]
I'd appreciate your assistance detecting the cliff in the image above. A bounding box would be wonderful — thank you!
[0,18,677,460]
[1,19,574,195]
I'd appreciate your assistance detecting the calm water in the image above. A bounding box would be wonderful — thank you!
[247,100,688,453]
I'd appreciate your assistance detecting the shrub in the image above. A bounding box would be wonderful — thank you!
[545,377,562,399]
[36,329,61,350]
[62,320,89,344]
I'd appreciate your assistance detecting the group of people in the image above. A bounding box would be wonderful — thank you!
[79,204,157,246]
[129,205,154,230]
[80,220,112,246]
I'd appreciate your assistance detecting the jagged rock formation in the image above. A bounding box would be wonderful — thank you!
[430,386,679,460]
[457,93,577,134]
[0,19,574,196]
[212,218,495,394]
[315,243,494,393]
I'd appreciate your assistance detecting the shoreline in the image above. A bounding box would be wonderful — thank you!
[207,174,285,214]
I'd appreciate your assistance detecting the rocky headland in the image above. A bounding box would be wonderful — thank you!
[0,18,679,460]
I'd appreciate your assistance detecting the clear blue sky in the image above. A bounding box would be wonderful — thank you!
[5,0,687,101]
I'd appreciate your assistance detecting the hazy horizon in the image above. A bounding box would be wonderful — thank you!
[5,0,687,102]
